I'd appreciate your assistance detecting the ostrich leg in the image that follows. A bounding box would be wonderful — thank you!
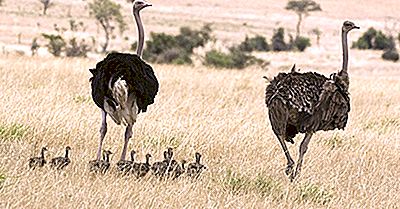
[97,110,108,160]
[276,134,295,176]
[121,124,133,161]
[291,132,313,180]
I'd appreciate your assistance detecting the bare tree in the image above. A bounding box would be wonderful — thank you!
[285,0,321,37]
[88,0,127,52]
[39,0,53,15]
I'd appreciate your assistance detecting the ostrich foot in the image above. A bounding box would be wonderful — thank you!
[285,163,294,176]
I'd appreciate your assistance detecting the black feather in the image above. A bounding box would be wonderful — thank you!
[89,52,159,114]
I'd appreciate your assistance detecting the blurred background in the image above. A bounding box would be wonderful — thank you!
[0,0,399,70]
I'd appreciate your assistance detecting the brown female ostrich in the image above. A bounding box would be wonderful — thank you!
[265,21,359,181]
[88,0,158,169]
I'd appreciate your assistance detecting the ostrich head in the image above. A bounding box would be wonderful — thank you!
[65,146,71,151]
[133,0,152,13]
[342,21,360,33]
[195,152,202,163]
[145,153,152,164]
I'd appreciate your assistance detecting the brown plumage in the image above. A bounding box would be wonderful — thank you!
[171,160,187,179]
[28,147,48,169]
[88,150,113,174]
[265,21,359,181]
[187,152,206,177]
[116,150,136,175]
[151,150,169,177]
[50,146,71,170]
[136,153,151,177]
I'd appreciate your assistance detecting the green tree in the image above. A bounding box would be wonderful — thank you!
[311,27,321,46]
[88,0,127,52]
[31,38,40,56]
[41,34,66,57]
[39,0,53,15]
[285,0,322,37]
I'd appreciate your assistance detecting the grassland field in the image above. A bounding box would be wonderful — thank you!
[0,0,400,208]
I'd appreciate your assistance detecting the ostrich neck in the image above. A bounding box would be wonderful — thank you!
[341,30,348,73]
[65,149,69,158]
[41,149,45,159]
[134,11,144,57]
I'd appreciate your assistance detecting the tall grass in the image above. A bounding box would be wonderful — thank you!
[0,55,399,208]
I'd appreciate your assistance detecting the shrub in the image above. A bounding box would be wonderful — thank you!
[398,33,400,46]
[31,38,40,56]
[42,20,91,57]
[156,47,192,64]
[238,35,269,52]
[175,24,212,53]
[137,24,213,65]
[65,38,91,57]
[204,47,261,69]
[352,27,394,50]
[42,34,66,57]
[374,32,394,50]
[382,49,399,62]
[143,32,178,58]
[204,50,235,68]
[271,27,289,51]
[294,36,311,51]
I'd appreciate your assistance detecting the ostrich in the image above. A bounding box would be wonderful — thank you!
[187,152,206,177]
[28,147,48,169]
[136,153,152,177]
[116,150,136,174]
[89,150,113,174]
[89,0,158,166]
[265,21,359,181]
[50,146,71,170]
[151,150,170,177]
[172,160,187,179]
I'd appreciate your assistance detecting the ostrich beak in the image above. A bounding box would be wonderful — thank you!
[353,26,360,29]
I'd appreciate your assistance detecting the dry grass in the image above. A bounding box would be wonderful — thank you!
[0,54,399,208]
[0,0,400,208]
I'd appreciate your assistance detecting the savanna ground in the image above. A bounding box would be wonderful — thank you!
[0,0,400,208]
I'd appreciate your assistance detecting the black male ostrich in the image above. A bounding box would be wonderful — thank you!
[89,0,158,166]
[265,21,359,181]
